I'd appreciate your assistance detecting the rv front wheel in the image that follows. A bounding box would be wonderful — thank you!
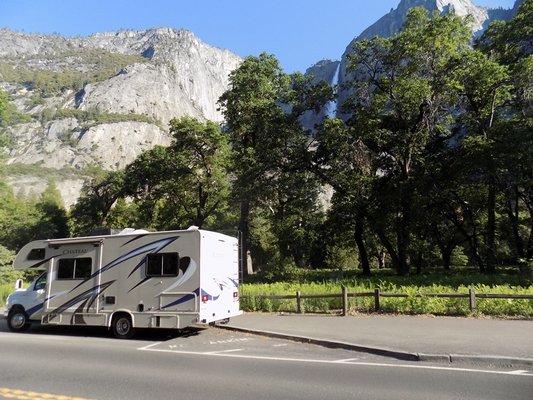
[7,308,30,332]
[112,314,134,339]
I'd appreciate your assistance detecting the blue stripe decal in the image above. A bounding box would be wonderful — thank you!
[26,294,56,317]
[69,236,179,293]
[48,280,115,321]
[160,288,220,309]
[161,288,200,309]
[26,303,44,317]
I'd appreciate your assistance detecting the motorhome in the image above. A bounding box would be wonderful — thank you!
[4,227,241,338]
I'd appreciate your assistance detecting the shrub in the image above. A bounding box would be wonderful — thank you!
[0,283,12,306]
[240,273,533,317]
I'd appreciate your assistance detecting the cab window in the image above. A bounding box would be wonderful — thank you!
[34,272,47,291]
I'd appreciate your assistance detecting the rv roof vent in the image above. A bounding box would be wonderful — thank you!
[187,226,199,231]
[118,228,150,235]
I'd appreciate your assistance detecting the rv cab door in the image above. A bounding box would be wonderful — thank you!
[45,243,101,318]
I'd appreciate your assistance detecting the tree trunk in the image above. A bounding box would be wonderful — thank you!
[239,200,252,279]
[527,213,533,259]
[506,186,524,260]
[441,245,453,270]
[374,225,399,271]
[414,251,423,275]
[470,233,486,273]
[377,250,386,269]
[354,214,371,276]
[396,191,411,276]
[486,176,496,273]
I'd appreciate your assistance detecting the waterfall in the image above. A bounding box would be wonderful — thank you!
[325,63,341,119]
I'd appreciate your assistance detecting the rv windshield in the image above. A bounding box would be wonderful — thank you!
[33,272,47,291]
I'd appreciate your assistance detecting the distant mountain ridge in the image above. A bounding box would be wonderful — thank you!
[0,28,241,206]
[0,1,521,206]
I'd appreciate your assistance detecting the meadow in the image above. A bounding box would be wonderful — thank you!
[240,268,533,317]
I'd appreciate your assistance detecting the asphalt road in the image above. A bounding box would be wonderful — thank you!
[0,320,531,400]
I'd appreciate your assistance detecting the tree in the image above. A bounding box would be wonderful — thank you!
[452,50,510,272]
[311,119,375,275]
[477,0,533,262]
[123,117,231,230]
[0,88,29,128]
[70,171,125,235]
[0,178,69,249]
[325,8,471,275]
[219,53,294,275]
[33,180,70,239]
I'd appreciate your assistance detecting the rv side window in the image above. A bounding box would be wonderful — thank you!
[57,258,92,280]
[146,253,179,277]
[57,259,75,279]
[75,258,92,279]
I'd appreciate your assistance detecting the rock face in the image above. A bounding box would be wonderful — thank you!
[0,28,242,206]
[300,59,341,134]
[5,175,85,209]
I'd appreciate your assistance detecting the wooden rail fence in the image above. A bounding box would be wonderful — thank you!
[241,287,533,316]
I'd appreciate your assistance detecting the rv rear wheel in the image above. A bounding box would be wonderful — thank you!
[112,314,134,339]
[7,308,30,332]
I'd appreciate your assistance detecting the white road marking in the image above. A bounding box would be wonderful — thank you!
[137,346,533,377]
[508,370,529,375]
[208,338,251,345]
[334,357,360,363]
[137,342,161,350]
[204,348,244,354]
[273,343,288,347]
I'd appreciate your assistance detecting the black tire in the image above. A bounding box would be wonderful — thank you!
[7,308,31,332]
[111,314,134,339]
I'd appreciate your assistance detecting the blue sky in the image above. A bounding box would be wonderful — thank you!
[0,0,516,73]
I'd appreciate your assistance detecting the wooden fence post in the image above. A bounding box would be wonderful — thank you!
[374,288,380,311]
[342,286,348,316]
[296,291,302,314]
[469,288,476,312]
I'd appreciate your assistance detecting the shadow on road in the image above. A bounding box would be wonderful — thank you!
[0,317,203,341]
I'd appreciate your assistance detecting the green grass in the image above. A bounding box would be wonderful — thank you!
[0,283,12,307]
[0,50,147,98]
[241,269,533,317]
[38,108,162,128]
[3,163,85,180]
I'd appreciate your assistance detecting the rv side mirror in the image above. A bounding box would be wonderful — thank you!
[15,279,24,290]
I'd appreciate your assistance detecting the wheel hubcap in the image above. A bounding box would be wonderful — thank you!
[116,318,130,335]
[11,313,25,329]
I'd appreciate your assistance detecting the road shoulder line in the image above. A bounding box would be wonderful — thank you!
[137,345,533,377]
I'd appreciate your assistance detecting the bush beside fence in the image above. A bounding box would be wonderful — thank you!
[0,284,12,307]
[240,284,533,317]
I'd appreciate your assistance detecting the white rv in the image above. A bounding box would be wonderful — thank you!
[4,228,242,338]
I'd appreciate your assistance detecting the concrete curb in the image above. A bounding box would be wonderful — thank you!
[218,324,533,368]
[448,354,533,367]
[217,324,419,361]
